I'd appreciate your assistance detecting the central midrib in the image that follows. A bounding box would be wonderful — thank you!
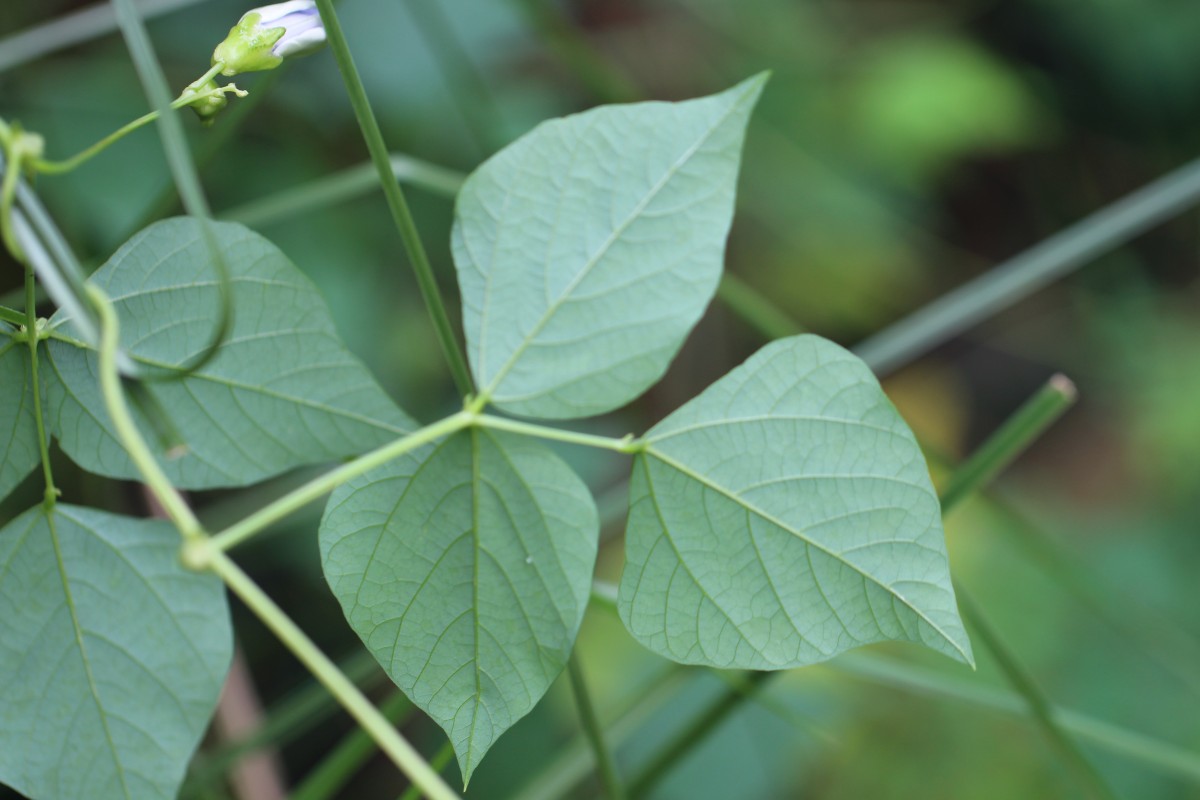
[644,447,968,661]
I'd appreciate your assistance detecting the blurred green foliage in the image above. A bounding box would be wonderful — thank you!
[2,0,1199,798]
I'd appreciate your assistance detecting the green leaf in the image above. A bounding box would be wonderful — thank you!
[43,218,415,489]
[453,74,767,419]
[0,504,231,800]
[619,335,973,669]
[0,331,39,501]
[320,430,598,782]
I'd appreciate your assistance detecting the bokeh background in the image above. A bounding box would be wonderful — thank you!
[2,0,1199,798]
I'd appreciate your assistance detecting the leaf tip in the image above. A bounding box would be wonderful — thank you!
[731,70,771,105]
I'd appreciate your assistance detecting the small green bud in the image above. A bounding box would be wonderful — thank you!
[183,79,231,124]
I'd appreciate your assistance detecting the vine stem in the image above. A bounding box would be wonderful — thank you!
[288,690,412,800]
[32,63,228,175]
[92,284,459,800]
[313,0,474,398]
[24,262,56,509]
[938,374,1076,513]
[935,374,1117,800]
[207,410,476,553]
[475,413,643,453]
[566,652,626,800]
[91,285,205,539]
[397,742,455,800]
[206,547,461,800]
[209,412,640,553]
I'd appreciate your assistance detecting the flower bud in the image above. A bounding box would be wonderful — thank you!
[184,79,230,124]
[212,0,326,76]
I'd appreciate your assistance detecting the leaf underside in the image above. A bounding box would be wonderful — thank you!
[453,73,767,419]
[43,218,416,490]
[619,335,973,669]
[0,333,39,502]
[0,505,232,800]
[320,430,598,782]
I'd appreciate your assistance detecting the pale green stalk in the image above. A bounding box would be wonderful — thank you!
[210,412,642,553]
[474,413,643,453]
[854,157,1200,375]
[208,411,476,552]
[206,548,461,800]
[397,743,455,800]
[32,64,227,175]
[222,156,466,229]
[24,262,56,510]
[90,285,203,538]
[93,283,458,798]
[566,653,626,800]
[314,0,474,398]
[291,691,414,800]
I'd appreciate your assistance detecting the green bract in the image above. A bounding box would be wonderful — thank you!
[212,1,327,76]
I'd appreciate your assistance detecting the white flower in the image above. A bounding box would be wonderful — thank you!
[212,0,326,76]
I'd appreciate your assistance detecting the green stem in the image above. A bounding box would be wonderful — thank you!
[0,305,27,326]
[830,652,1200,785]
[291,690,414,800]
[475,414,643,453]
[514,667,688,800]
[939,374,1077,513]
[90,285,204,538]
[24,262,56,509]
[956,591,1118,800]
[32,64,226,175]
[931,374,1115,798]
[584,583,1200,793]
[397,742,455,800]
[313,0,474,398]
[208,411,476,553]
[566,652,626,800]
[182,651,386,797]
[716,273,805,341]
[222,155,466,229]
[854,156,1200,376]
[0,126,23,259]
[627,672,772,799]
[205,548,461,800]
[110,0,236,382]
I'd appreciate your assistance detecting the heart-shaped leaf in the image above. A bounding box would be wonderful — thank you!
[320,430,597,782]
[43,218,415,489]
[620,335,973,669]
[0,505,232,800]
[453,74,767,419]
